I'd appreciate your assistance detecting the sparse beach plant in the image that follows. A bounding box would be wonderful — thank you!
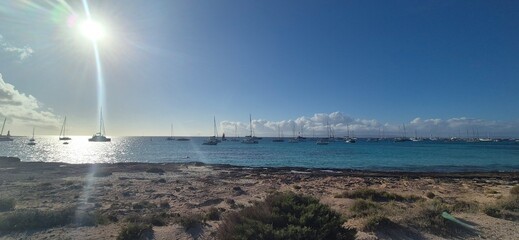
[336,188,421,202]
[146,167,165,174]
[117,223,153,240]
[132,200,156,210]
[0,198,15,212]
[178,213,204,230]
[349,199,381,217]
[216,191,356,240]
[510,185,519,195]
[362,214,392,231]
[0,208,75,232]
[205,207,221,221]
[93,169,112,177]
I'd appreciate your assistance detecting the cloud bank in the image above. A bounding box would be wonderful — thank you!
[0,34,34,61]
[220,112,519,138]
[0,73,59,131]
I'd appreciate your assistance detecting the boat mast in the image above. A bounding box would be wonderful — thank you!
[249,114,253,137]
[1,118,6,135]
[63,117,67,137]
[213,116,217,137]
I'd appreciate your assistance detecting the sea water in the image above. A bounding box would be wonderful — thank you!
[0,136,518,172]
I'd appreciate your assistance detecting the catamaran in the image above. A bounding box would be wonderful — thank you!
[59,117,72,141]
[0,118,13,142]
[89,109,111,142]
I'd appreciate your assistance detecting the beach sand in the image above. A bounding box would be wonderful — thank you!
[0,157,518,239]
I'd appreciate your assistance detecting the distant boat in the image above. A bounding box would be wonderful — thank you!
[203,116,218,145]
[176,137,190,141]
[167,124,175,141]
[59,117,72,141]
[242,114,258,144]
[89,109,111,142]
[27,127,36,145]
[316,138,329,145]
[0,118,13,142]
[344,124,356,143]
[273,125,284,142]
[394,124,411,142]
[230,124,240,142]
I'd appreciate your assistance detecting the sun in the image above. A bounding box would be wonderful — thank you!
[79,19,105,41]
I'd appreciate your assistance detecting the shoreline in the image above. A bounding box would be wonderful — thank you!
[2,156,519,179]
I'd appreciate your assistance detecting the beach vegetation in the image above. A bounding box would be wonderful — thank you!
[178,213,204,230]
[146,167,165,174]
[93,169,112,177]
[205,207,221,221]
[216,191,356,240]
[362,214,393,231]
[349,199,381,217]
[125,212,168,226]
[426,192,436,199]
[132,200,156,210]
[483,195,519,221]
[335,188,421,202]
[0,198,15,212]
[117,223,153,240]
[510,185,519,195]
[159,200,170,209]
[0,208,75,231]
[403,199,462,235]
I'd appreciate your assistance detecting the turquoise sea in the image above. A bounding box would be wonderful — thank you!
[1,136,518,172]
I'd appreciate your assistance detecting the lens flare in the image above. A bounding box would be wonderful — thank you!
[80,19,104,41]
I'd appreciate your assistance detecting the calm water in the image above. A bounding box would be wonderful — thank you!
[1,136,518,172]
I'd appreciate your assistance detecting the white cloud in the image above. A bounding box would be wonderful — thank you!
[219,112,519,138]
[0,73,59,131]
[0,34,34,61]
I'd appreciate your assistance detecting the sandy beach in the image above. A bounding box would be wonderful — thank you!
[0,157,518,240]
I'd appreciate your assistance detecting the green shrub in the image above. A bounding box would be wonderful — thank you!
[117,223,153,240]
[0,208,75,232]
[178,213,204,230]
[336,188,421,202]
[404,199,454,234]
[362,215,392,231]
[206,207,221,221]
[0,198,15,212]
[217,191,356,240]
[349,199,381,217]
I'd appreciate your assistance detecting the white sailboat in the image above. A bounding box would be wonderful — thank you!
[89,109,111,142]
[167,124,175,140]
[203,116,218,145]
[27,127,36,145]
[59,117,72,141]
[0,118,13,142]
[242,114,258,144]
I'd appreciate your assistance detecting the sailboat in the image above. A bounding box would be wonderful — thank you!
[59,117,72,141]
[88,109,111,142]
[345,124,356,143]
[242,114,258,144]
[27,127,36,145]
[273,124,284,142]
[203,116,218,145]
[317,121,330,145]
[167,124,175,140]
[230,124,240,141]
[394,124,411,142]
[0,118,13,142]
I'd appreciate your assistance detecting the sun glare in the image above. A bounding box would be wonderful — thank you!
[79,19,105,41]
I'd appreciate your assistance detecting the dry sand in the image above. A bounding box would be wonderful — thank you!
[0,157,518,239]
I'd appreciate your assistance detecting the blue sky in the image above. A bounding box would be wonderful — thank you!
[0,0,518,137]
